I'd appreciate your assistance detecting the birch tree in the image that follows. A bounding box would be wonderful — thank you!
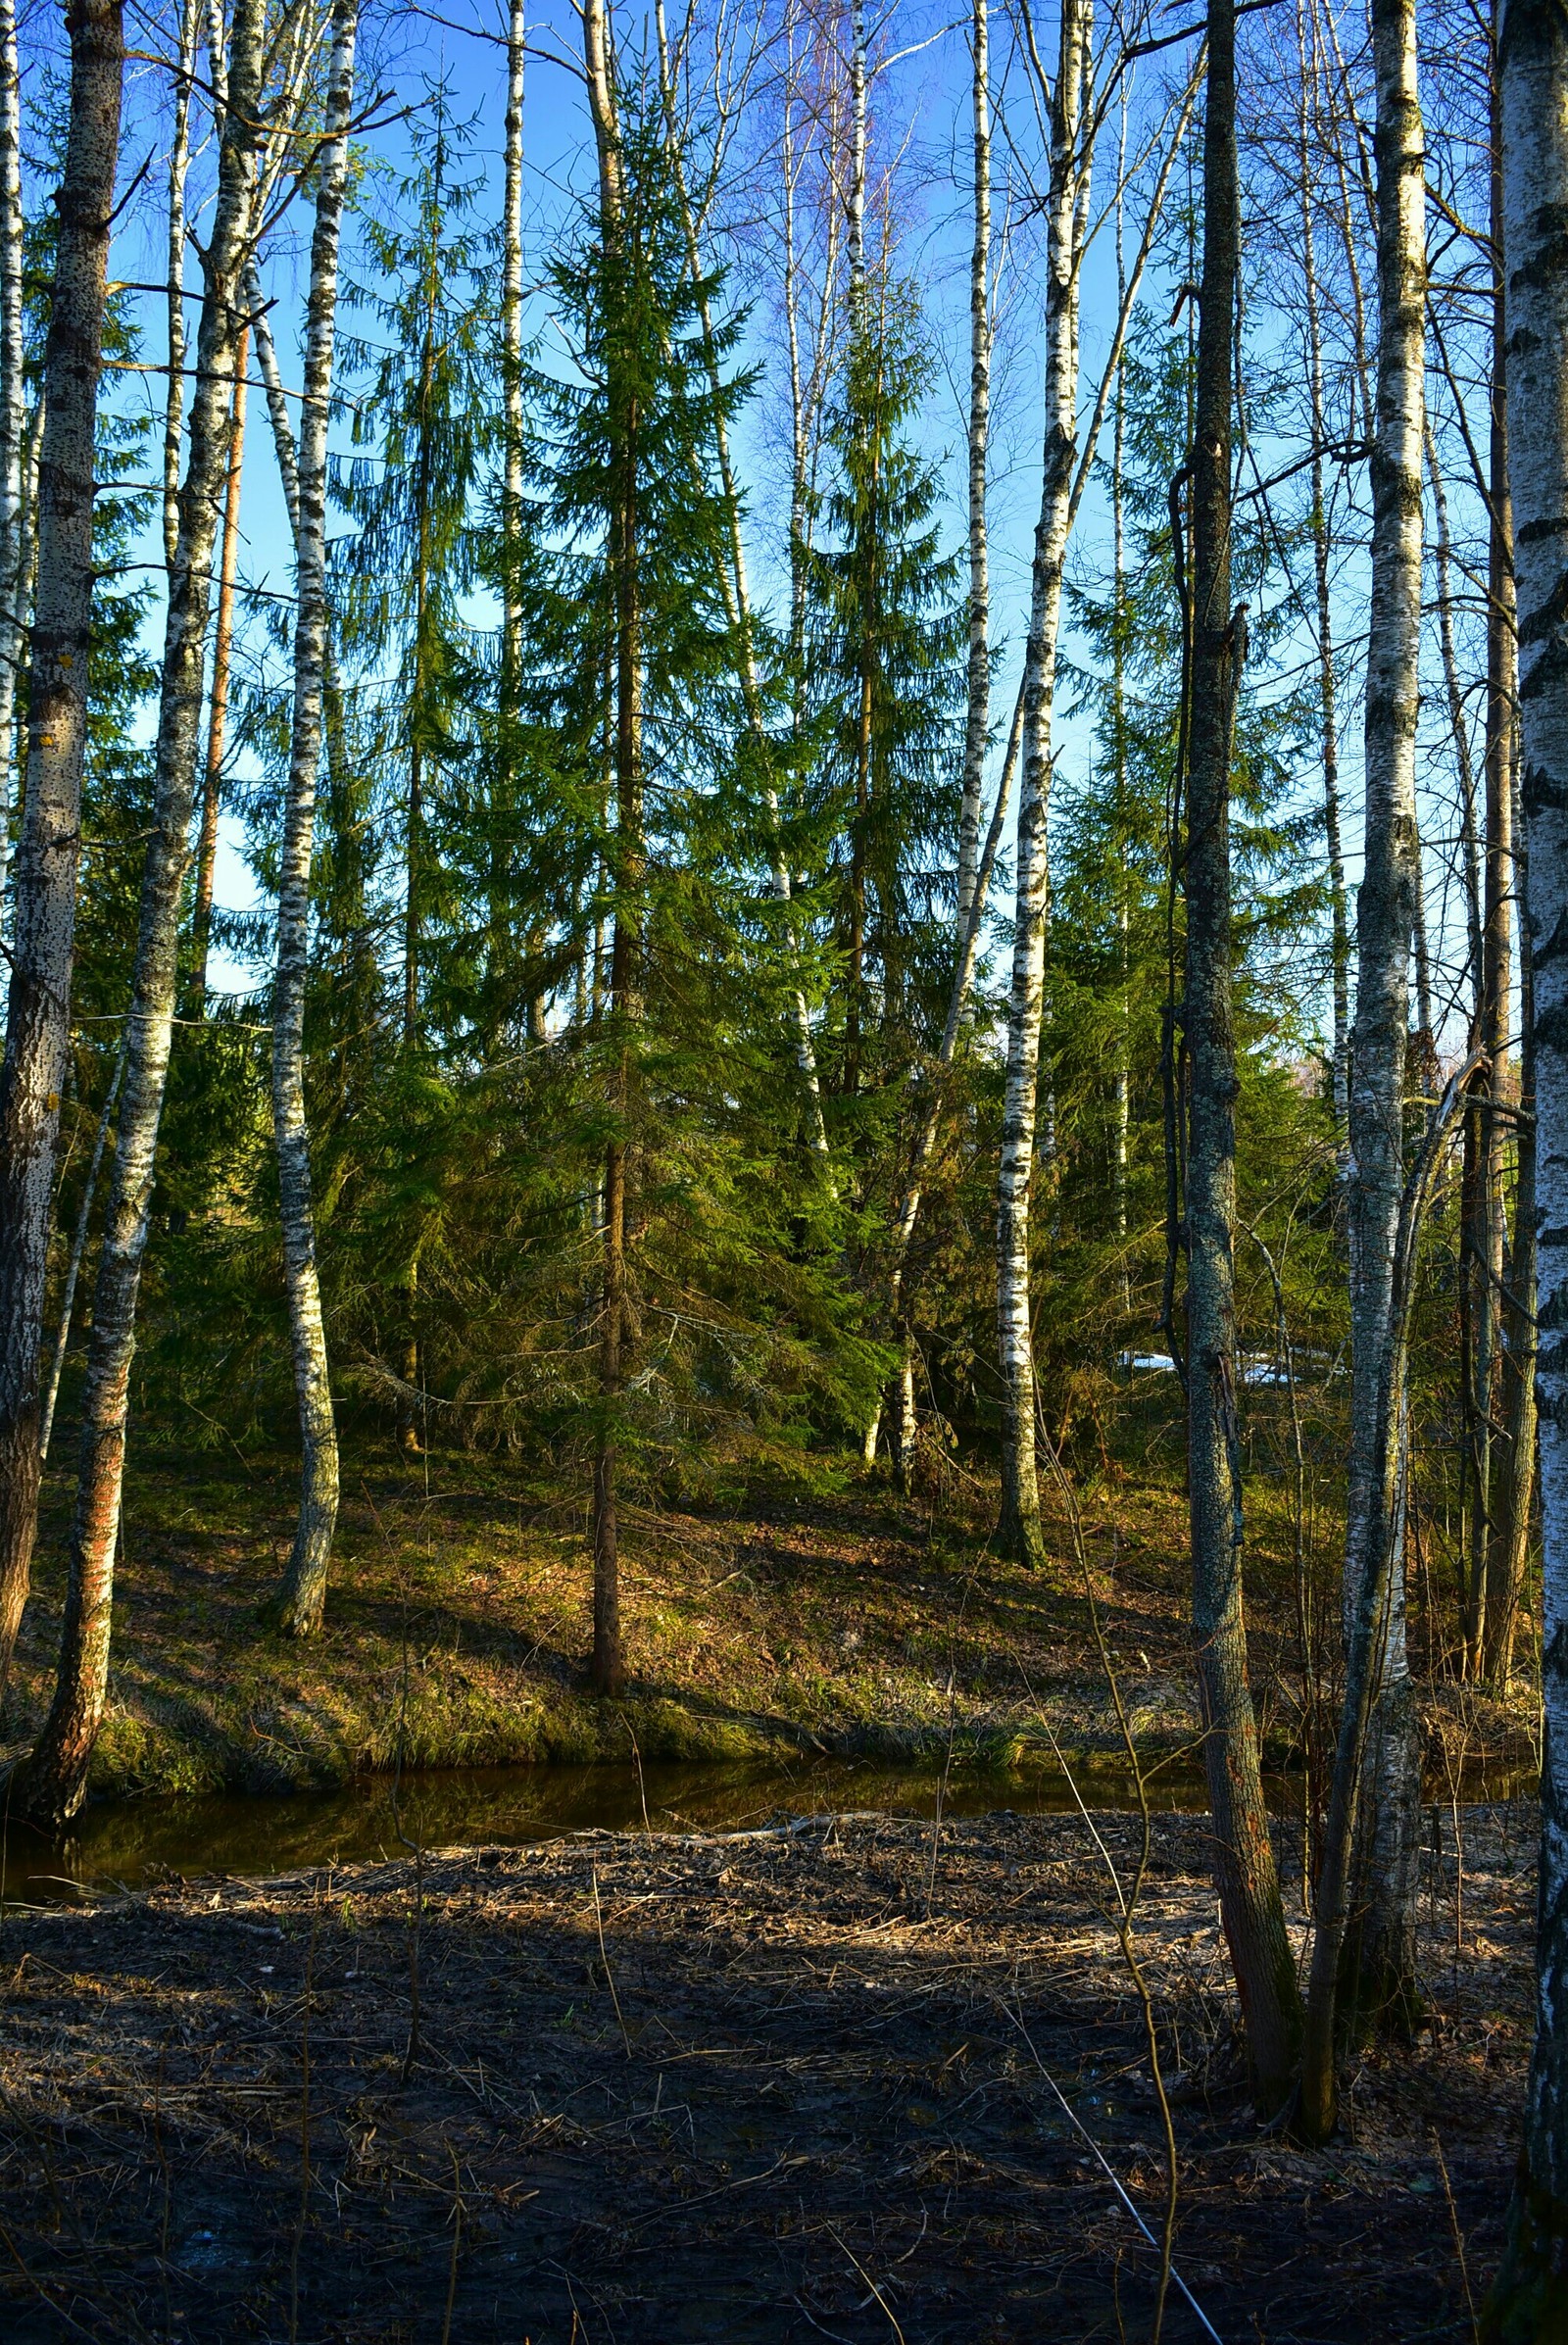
[995,0,1092,1566]
[1488,0,1568,2316]
[0,0,27,909]
[0,0,123,1700]
[12,0,270,1824]
[1338,0,1428,2029]
[269,0,356,1638]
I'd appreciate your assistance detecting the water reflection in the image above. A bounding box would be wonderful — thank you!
[0,1753,1533,1904]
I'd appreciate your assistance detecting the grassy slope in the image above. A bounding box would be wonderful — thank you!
[1,1420,1531,1799]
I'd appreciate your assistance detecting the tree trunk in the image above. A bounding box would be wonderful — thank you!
[1299,1069,1473,2142]
[1466,58,1517,1677]
[269,0,356,1639]
[1485,4,1568,2318]
[1486,856,1535,1685]
[1337,0,1428,2036]
[11,0,266,1827]
[0,0,123,1705]
[0,0,27,912]
[1298,0,1348,1132]
[1183,0,1300,2116]
[956,0,991,935]
[190,324,249,1010]
[162,0,199,572]
[584,0,634,1699]
[995,0,1092,1568]
[502,0,524,707]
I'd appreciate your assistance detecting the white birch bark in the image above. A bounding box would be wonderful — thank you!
[848,0,866,331]
[249,261,302,535]
[1491,0,1568,2303]
[0,0,26,910]
[270,0,355,1637]
[955,0,991,934]
[503,0,524,707]
[0,0,123,1701]
[995,0,1092,1565]
[1298,0,1349,1132]
[15,0,269,1823]
[1340,0,1427,2026]
[163,0,200,572]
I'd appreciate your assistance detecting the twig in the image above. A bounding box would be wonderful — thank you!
[592,1867,633,2057]
[441,2138,463,2345]
[999,1997,1224,2345]
[288,1908,318,2344]
[1431,2128,1478,2341]
[827,2225,906,2344]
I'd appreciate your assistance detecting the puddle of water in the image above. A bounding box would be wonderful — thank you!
[0,1754,1533,1905]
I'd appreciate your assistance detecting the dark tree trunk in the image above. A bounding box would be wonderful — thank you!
[1183,0,1300,2115]
[0,0,123,1701]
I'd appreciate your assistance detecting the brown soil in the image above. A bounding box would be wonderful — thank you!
[0,1802,1532,2341]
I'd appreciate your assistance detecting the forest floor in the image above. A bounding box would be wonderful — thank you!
[0,1428,1535,1800]
[0,1803,1530,2343]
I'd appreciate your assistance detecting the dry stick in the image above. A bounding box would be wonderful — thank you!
[623,1710,652,1838]
[1432,2127,1479,2342]
[592,1865,633,2058]
[440,2137,463,2345]
[288,1908,318,2345]
[1000,1997,1223,2345]
[826,2224,906,2345]
[1035,1428,1179,2343]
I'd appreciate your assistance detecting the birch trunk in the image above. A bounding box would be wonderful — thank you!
[0,0,123,1703]
[584,0,632,1698]
[12,0,267,1826]
[956,0,991,934]
[1487,831,1535,1685]
[1486,4,1568,2313]
[269,0,355,1638]
[1299,1068,1473,2140]
[502,0,524,705]
[163,0,199,573]
[995,0,1091,1568]
[1184,0,1299,2114]
[1337,0,1427,2031]
[190,325,248,1009]
[0,0,27,910]
[1298,0,1348,1130]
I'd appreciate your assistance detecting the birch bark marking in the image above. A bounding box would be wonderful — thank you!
[269,0,356,1639]
[1183,0,1299,2113]
[0,0,123,1703]
[583,0,633,1698]
[0,0,27,908]
[1486,0,1568,2320]
[995,0,1091,1569]
[1340,0,1427,2027]
[956,0,991,932]
[163,0,199,572]
[12,0,267,1826]
[1298,0,1348,1132]
[190,324,249,1009]
[502,0,525,706]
